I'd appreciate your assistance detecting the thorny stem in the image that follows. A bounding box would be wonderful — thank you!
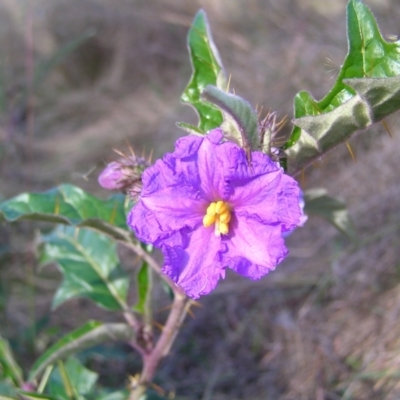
[128,289,190,400]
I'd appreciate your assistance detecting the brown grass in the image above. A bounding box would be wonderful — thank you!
[1,0,400,398]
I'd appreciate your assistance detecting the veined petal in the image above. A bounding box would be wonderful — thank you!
[222,147,301,226]
[189,129,227,201]
[223,215,288,279]
[128,190,204,245]
[162,224,225,298]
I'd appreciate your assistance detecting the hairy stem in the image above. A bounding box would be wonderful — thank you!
[128,289,190,400]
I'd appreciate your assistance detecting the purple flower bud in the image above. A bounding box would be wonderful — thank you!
[98,162,126,190]
[98,155,150,198]
[21,382,36,391]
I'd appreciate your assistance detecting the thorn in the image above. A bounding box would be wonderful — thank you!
[149,382,167,396]
[301,169,305,188]
[148,148,154,163]
[152,320,164,332]
[312,161,322,168]
[227,74,232,92]
[113,148,126,157]
[189,300,203,308]
[127,142,136,156]
[381,120,393,138]
[345,141,356,162]
[154,304,173,314]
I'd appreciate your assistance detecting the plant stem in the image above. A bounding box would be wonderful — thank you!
[128,289,190,400]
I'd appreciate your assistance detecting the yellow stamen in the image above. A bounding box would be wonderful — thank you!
[215,200,228,214]
[219,222,229,235]
[203,213,216,227]
[219,210,231,223]
[203,200,232,236]
[206,202,217,216]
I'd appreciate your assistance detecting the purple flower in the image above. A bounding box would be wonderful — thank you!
[128,129,303,298]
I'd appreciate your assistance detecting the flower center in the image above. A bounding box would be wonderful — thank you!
[202,200,232,236]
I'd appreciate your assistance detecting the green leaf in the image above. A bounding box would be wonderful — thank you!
[181,9,226,132]
[96,390,129,400]
[285,0,400,174]
[0,379,19,399]
[29,321,135,382]
[201,85,259,153]
[18,391,58,400]
[0,336,23,386]
[39,226,129,311]
[0,184,131,241]
[304,188,357,242]
[176,122,205,136]
[133,262,151,315]
[45,357,97,400]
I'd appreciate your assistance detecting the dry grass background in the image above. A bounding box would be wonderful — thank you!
[1,0,400,399]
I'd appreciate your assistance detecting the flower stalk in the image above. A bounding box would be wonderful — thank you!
[129,289,190,400]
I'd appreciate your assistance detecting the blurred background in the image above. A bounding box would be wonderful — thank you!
[1,0,400,399]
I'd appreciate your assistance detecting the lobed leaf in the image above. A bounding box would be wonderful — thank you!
[181,10,226,132]
[0,184,131,241]
[29,321,135,382]
[285,0,400,174]
[39,226,129,311]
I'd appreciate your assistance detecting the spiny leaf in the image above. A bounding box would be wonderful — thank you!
[39,226,129,311]
[181,10,226,132]
[201,85,259,153]
[0,184,130,241]
[284,0,400,174]
[29,321,135,382]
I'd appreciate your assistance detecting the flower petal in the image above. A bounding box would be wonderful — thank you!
[162,224,225,298]
[221,146,302,227]
[223,215,288,279]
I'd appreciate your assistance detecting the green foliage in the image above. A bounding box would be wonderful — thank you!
[285,0,400,175]
[134,262,152,315]
[0,380,20,399]
[201,85,259,151]
[304,188,357,242]
[45,357,98,400]
[0,184,130,241]
[96,390,129,400]
[39,226,129,311]
[29,321,134,382]
[0,336,23,387]
[181,9,226,132]
[18,392,57,400]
